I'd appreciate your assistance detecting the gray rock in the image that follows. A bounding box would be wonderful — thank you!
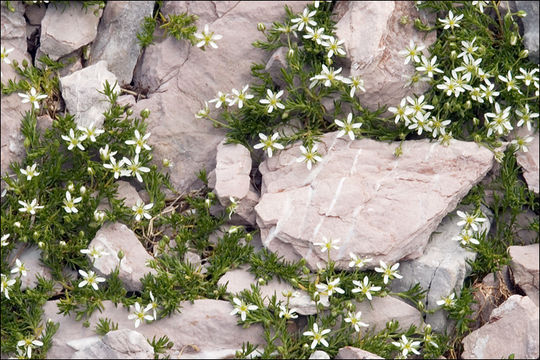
[462,295,539,359]
[265,47,290,90]
[354,295,423,333]
[509,244,539,306]
[43,299,265,359]
[516,1,539,63]
[113,180,143,209]
[25,4,47,25]
[515,127,539,194]
[59,60,119,128]
[87,222,156,291]
[8,244,52,290]
[391,205,492,332]
[309,350,330,359]
[72,329,154,359]
[39,2,102,60]
[0,94,31,175]
[335,347,383,359]
[89,1,154,85]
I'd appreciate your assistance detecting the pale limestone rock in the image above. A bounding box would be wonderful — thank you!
[113,180,143,209]
[515,128,539,194]
[72,329,154,359]
[40,2,102,60]
[59,60,119,128]
[255,132,495,270]
[42,299,265,359]
[391,205,492,332]
[334,1,437,112]
[25,4,47,25]
[130,1,309,194]
[509,244,539,306]
[87,222,156,291]
[309,350,330,359]
[335,347,383,359]
[8,245,52,290]
[0,94,31,174]
[354,296,423,332]
[89,1,154,85]
[462,295,539,359]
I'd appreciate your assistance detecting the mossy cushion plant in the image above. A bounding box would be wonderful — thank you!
[1,1,538,359]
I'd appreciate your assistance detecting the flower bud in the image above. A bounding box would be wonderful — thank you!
[59,241,66,246]
[257,22,266,32]
[33,231,39,239]
[517,10,527,17]
[14,221,21,228]
[117,249,125,260]
[126,108,133,116]
[22,59,28,67]
[24,138,31,148]
[510,34,518,46]
[287,48,294,58]
[87,167,94,175]
[394,147,403,158]
[474,134,482,143]
[450,50,457,60]
[68,183,75,192]
[38,241,45,248]
[162,158,173,168]
[79,186,86,194]
[519,49,529,59]
[464,100,472,110]
[140,109,150,119]
[399,15,410,25]
[302,266,310,275]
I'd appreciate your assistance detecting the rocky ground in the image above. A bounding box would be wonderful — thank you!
[1,1,539,359]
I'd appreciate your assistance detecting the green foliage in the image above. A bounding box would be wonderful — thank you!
[148,335,174,359]
[95,317,118,335]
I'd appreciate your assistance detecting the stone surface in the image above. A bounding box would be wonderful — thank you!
[40,2,102,60]
[334,1,437,112]
[509,243,539,306]
[515,128,539,194]
[89,1,154,85]
[0,94,31,175]
[265,47,290,90]
[335,347,383,359]
[43,299,265,359]
[72,329,154,359]
[354,295,423,332]
[255,132,495,270]
[8,244,52,290]
[130,1,309,194]
[59,60,119,128]
[113,180,143,209]
[25,4,47,25]
[309,350,331,359]
[0,0,29,81]
[462,295,539,359]
[516,1,539,63]
[391,205,492,332]
[87,222,156,291]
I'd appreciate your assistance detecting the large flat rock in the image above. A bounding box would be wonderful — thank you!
[255,132,495,269]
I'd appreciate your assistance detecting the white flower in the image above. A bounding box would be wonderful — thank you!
[388,98,414,126]
[479,81,499,104]
[458,37,478,59]
[315,278,345,297]
[1,273,16,299]
[128,301,154,328]
[18,198,44,214]
[472,1,488,13]
[253,132,284,158]
[477,67,493,84]
[132,199,153,222]
[452,229,480,246]
[498,70,522,94]
[77,122,104,143]
[515,67,539,87]
[303,27,326,45]
[469,87,485,103]
[516,104,539,132]
[227,196,238,219]
[99,144,117,161]
[1,46,14,64]
[1,234,9,247]
[94,209,106,222]
[11,259,28,277]
[429,116,451,138]
[103,156,127,179]
[148,291,159,320]
[194,24,223,49]
[408,111,433,136]
[20,163,40,181]
[392,334,421,357]
[439,10,463,30]
[454,54,482,81]
[310,65,345,87]
[230,297,258,321]
[228,85,254,109]
[17,336,43,359]
[436,292,456,307]
[314,236,340,253]
[291,8,317,32]
[296,144,323,170]
[456,210,487,231]
[278,305,298,319]
[195,101,210,119]
[322,36,346,58]
[344,311,369,332]
[348,253,372,269]
[398,40,425,65]
[303,323,331,349]
[341,75,366,97]
[209,91,230,109]
[61,128,86,151]
[78,269,106,290]
[125,129,151,154]
[511,136,534,153]
[63,191,82,213]
[259,89,285,113]
[335,112,362,140]
[406,95,434,117]
[351,276,381,301]
[374,261,403,284]
[80,245,108,261]
[484,102,512,137]
[122,154,150,183]
[415,55,443,78]
[18,87,47,109]
[437,70,466,98]
[423,324,439,348]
